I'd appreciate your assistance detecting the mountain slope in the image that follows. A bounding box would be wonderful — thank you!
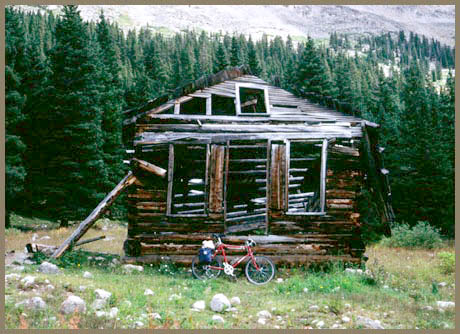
[15,5,455,45]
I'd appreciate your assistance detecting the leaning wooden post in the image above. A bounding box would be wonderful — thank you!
[51,171,137,259]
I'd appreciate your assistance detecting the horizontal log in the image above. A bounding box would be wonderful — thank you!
[132,158,167,178]
[122,254,362,266]
[325,189,357,199]
[140,242,329,255]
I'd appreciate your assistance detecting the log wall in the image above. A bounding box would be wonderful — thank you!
[124,137,365,266]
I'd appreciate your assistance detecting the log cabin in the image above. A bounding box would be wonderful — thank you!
[53,66,394,265]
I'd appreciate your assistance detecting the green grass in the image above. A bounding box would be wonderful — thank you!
[5,216,455,329]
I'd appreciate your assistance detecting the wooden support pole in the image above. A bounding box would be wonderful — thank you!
[320,138,329,212]
[51,171,137,258]
[132,158,167,178]
[166,145,174,215]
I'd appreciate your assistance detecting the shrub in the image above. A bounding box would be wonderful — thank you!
[380,221,443,249]
[437,251,455,274]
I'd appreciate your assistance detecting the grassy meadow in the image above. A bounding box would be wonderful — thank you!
[4,215,456,329]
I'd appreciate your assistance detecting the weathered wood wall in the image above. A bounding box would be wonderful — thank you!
[124,138,365,266]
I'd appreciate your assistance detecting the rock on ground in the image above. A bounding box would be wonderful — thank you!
[257,310,272,319]
[122,264,143,273]
[258,318,266,325]
[109,307,118,319]
[192,300,206,311]
[91,299,107,310]
[94,289,112,300]
[210,294,231,312]
[309,305,319,311]
[144,289,154,296]
[60,295,86,314]
[38,261,60,274]
[230,296,241,305]
[356,316,384,329]
[15,297,47,311]
[21,276,35,287]
[436,301,455,310]
[6,273,21,282]
[83,271,93,278]
[212,315,225,323]
[316,320,325,328]
[341,316,351,323]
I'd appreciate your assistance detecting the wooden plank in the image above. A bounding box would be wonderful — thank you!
[206,96,212,115]
[166,145,174,215]
[208,145,225,214]
[51,172,137,258]
[320,139,328,212]
[174,103,180,114]
[132,158,167,178]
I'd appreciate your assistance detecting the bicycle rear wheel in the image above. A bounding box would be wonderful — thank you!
[191,255,223,280]
[245,256,275,285]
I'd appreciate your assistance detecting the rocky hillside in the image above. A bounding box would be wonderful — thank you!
[15,5,455,45]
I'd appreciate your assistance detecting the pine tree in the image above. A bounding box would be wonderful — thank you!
[214,41,229,73]
[96,11,126,217]
[247,37,261,76]
[295,37,331,99]
[5,8,27,227]
[46,5,107,225]
[230,36,241,67]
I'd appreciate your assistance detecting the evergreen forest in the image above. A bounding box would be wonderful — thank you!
[5,6,455,239]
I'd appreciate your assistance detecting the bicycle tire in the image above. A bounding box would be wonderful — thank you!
[245,256,275,285]
[191,255,223,280]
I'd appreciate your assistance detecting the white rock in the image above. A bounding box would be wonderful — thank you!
[438,282,447,288]
[257,310,272,319]
[6,273,21,281]
[276,316,283,321]
[83,271,93,279]
[122,264,143,273]
[44,279,50,284]
[309,305,320,311]
[332,323,341,329]
[341,316,351,323]
[108,307,119,319]
[60,295,87,314]
[21,276,35,287]
[15,297,47,310]
[192,300,205,311]
[344,303,351,309]
[133,321,144,328]
[316,320,325,328]
[94,289,112,301]
[144,289,154,296]
[212,315,225,323]
[226,307,238,312]
[436,301,455,310]
[38,261,60,274]
[312,319,319,325]
[276,278,284,283]
[303,288,309,293]
[356,316,384,329]
[79,285,87,292]
[383,285,389,289]
[356,269,363,274]
[11,265,25,272]
[91,299,107,310]
[210,293,231,312]
[257,318,266,325]
[94,256,105,261]
[149,312,161,320]
[230,296,241,305]
[95,311,107,317]
[46,284,55,291]
[274,325,280,329]
[422,306,433,311]
[169,293,181,301]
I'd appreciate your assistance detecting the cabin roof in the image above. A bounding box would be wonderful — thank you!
[123,66,378,128]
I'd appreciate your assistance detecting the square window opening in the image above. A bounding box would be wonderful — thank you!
[236,85,269,115]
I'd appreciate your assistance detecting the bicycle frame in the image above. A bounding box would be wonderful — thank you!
[208,242,260,271]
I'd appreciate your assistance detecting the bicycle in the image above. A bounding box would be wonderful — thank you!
[191,233,275,285]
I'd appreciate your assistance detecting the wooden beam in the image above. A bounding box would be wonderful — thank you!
[166,145,174,215]
[320,139,328,212]
[132,158,167,178]
[206,96,212,115]
[52,172,136,258]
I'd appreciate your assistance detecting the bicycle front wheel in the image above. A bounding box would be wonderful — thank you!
[191,255,223,280]
[245,256,275,285]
